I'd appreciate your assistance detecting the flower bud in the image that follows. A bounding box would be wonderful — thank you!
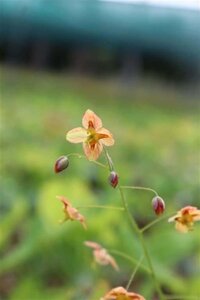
[152,196,165,215]
[108,171,119,188]
[54,156,69,173]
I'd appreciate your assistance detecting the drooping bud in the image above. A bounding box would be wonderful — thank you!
[108,171,119,188]
[152,196,165,215]
[54,156,69,173]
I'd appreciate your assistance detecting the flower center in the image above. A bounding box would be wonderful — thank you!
[180,213,193,225]
[87,128,108,145]
[117,295,130,300]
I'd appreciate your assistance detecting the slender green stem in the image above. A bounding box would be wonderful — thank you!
[67,153,107,169]
[67,152,83,158]
[103,149,165,299]
[77,205,124,211]
[109,249,150,274]
[140,214,170,233]
[141,212,176,233]
[119,187,165,300]
[126,255,144,290]
[121,185,158,196]
[103,148,114,171]
[165,296,199,300]
[118,187,139,233]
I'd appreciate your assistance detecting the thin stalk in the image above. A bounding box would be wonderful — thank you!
[119,186,165,300]
[77,205,124,211]
[165,296,199,300]
[104,150,165,299]
[103,148,114,171]
[109,249,150,274]
[121,185,158,196]
[140,214,170,233]
[126,255,144,290]
[68,153,107,169]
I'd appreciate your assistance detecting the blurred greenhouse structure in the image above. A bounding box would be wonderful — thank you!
[0,0,200,78]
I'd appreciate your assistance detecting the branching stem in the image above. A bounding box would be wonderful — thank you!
[118,186,165,300]
[165,296,199,300]
[77,205,124,211]
[67,153,107,169]
[121,185,158,197]
[126,255,144,290]
[140,214,171,233]
[103,148,165,300]
[109,249,150,274]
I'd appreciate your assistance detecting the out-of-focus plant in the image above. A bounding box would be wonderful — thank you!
[1,68,199,299]
[55,109,200,300]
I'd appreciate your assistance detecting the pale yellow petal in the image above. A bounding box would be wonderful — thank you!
[82,109,102,130]
[168,215,177,223]
[98,128,114,146]
[83,142,103,161]
[66,127,87,143]
[193,214,200,221]
[175,221,189,233]
[191,209,200,221]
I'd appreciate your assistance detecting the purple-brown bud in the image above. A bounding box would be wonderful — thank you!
[152,196,165,215]
[54,156,69,173]
[108,171,119,188]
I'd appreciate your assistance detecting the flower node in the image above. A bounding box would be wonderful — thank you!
[152,196,165,215]
[109,171,119,188]
[54,156,69,173]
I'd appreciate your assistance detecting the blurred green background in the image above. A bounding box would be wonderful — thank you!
[1,65,200,300]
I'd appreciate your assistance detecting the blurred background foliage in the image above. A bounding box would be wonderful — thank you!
[1,65,200,300]
[0,2,200,298]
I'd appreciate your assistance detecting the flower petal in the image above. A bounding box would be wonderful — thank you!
[98,128,114,146]
[193,215,200,221]
[56,195,71,207]
[67,205,87,229]
[103,286,127,299]
[76,213,87,229]
[106,254,119,271]
[168,215,177,223]
[175,222,189,233]
[82,109,102,130]
[84,241,101,250]
[191,209,200,221]
[102,286,146,300]
[66,127,87,143]
[83,142,103,161]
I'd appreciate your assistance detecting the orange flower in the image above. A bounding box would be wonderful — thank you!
[66,109,114,160]
[168,206,200,233]
[84,241,119,271]
[57,196,87,229]
[101,286,146,300]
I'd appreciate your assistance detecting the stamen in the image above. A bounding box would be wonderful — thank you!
[97,133,109,140]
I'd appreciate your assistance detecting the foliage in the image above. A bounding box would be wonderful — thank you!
[1,66,200,299]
